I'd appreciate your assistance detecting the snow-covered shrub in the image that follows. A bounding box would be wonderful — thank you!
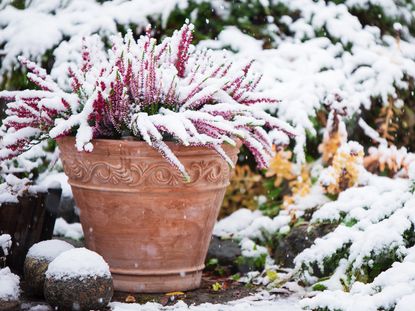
[0,23,295,179]
[196,0,415,155]
[301,258,415,311]
[295,170,415,310]
[364,143,415,178]
[319,141,365,195]
[0,125,57,203]
[3,0,415,152]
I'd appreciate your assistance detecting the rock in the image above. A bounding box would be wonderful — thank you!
[0,267,20,311]
[0,299,20,311]
[57,196,80,224]
[44,248,113,310]
[207,236,241,267]
[44,275,113,311]
[24,240,74,297]
[273,223,337,268]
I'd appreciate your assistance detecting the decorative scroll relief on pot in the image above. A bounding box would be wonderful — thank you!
[60,157,231,188]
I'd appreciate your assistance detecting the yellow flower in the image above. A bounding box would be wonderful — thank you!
[266,150,295,187]
[321,144,364,195]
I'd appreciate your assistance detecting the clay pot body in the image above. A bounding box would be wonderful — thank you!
[57,137,238,293]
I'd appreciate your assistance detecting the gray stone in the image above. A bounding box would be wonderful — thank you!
[273,223,337,268]
[207,236,241,267]
[56,196,80,224]
[44,275,113,311]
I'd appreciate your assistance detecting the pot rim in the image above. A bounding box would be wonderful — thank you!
[56,136,241,157]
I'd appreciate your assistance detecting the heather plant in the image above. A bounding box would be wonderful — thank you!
[0,23,295,180]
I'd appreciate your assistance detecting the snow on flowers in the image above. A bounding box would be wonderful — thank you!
[0,23,295,180]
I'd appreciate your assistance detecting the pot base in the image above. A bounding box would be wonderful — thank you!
[112,269,203,293]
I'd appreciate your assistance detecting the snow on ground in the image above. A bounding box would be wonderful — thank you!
[0,267,20,301]
[110,293,302,311]
[53,218,83,240]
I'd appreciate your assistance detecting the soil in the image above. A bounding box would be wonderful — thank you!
[18,237,273,309]
[19,272,263,310]
[112,273,260,306]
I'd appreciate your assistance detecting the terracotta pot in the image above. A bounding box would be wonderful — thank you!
[57,137,239,293]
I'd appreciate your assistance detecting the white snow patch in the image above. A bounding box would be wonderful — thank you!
[38,171,72,197]
[0,234,12,256]
[53,218,83,240]
[110,294,301,310]
[0,267,20,301]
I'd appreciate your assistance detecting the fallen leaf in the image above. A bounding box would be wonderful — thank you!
[212,282,223,292]
[165,291,185,296]
[125,295,136,303]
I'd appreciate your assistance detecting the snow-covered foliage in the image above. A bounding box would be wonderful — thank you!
[301,258,415,311]
[0,167,47,204]
[293,169,415,310]
[46,247,111,280]
[0,23,295,179]
[2,0,415,155]
[0,124,58,203]
[0,0,195,87]
[1,0,415,308]
[214,208,291,242]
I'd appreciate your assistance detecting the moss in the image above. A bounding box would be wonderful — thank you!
[351,247,405,283]
[235,253,267,272]
[403,224,415,247]
[303,243,351,278]
[342,218,358,228]
[312,283,328,291]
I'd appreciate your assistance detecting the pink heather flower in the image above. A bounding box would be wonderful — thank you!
[0,23,296,178]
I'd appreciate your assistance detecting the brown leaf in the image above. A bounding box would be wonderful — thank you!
[125,295,136,303]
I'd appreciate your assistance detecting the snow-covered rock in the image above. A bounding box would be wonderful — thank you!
[44,248,113,310]
[46,247,110,280]
[27,240,74,262]
[25,240,75,297]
